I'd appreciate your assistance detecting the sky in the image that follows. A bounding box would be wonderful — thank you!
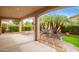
[23,18,33,23]
[24,6,79,22]
[45,6,79,17]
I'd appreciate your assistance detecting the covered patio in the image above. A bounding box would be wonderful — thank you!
[0,6,78,52]
[0,33,56,52]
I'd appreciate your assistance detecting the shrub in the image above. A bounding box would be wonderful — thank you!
[8,25,32,32]
[1,24,32,32]
[61,26,79,35]
[23,26,32,31]
[1,24,7,33]
[8,25,19,32]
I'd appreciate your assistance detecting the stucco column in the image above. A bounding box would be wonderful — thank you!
[33,16,40,41]
[0,19,2,34]
[19,20,23,32]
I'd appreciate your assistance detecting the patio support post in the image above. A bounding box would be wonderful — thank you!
[33,16,40,41]
[0,19,2,34]
[19,20,23,32]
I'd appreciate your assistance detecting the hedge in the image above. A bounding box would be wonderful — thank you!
[22,26,32,31]
[61,26,79,35]
[8,26,32,32]
[1,24,32,32]
[8,25,19,32]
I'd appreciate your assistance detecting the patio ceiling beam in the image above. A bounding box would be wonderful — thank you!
[0,16,20,20]
[21,6,70,19]
[0,6,70,20]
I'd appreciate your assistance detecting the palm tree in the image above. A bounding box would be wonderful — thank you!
[40,15,70,38]
[40,16,50,31]
[76,16,79,25]
[50,15,70,34]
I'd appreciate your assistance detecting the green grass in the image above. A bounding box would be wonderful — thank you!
[62,35,79,47]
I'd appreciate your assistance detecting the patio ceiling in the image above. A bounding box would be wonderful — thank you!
[0,6,69,20]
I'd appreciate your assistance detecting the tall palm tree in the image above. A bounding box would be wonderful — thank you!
[40,15,70,35]
[50,15,70,34]
[76,16,79,25]
[40,16,50,31]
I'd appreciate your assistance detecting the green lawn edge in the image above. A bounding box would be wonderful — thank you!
[62,35,79,47]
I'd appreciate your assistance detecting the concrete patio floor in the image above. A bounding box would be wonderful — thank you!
[0,33,56,52]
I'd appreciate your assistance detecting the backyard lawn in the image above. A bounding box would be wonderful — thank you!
[62,35,79,47]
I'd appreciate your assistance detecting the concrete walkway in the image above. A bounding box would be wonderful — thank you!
[0,33,56,52]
